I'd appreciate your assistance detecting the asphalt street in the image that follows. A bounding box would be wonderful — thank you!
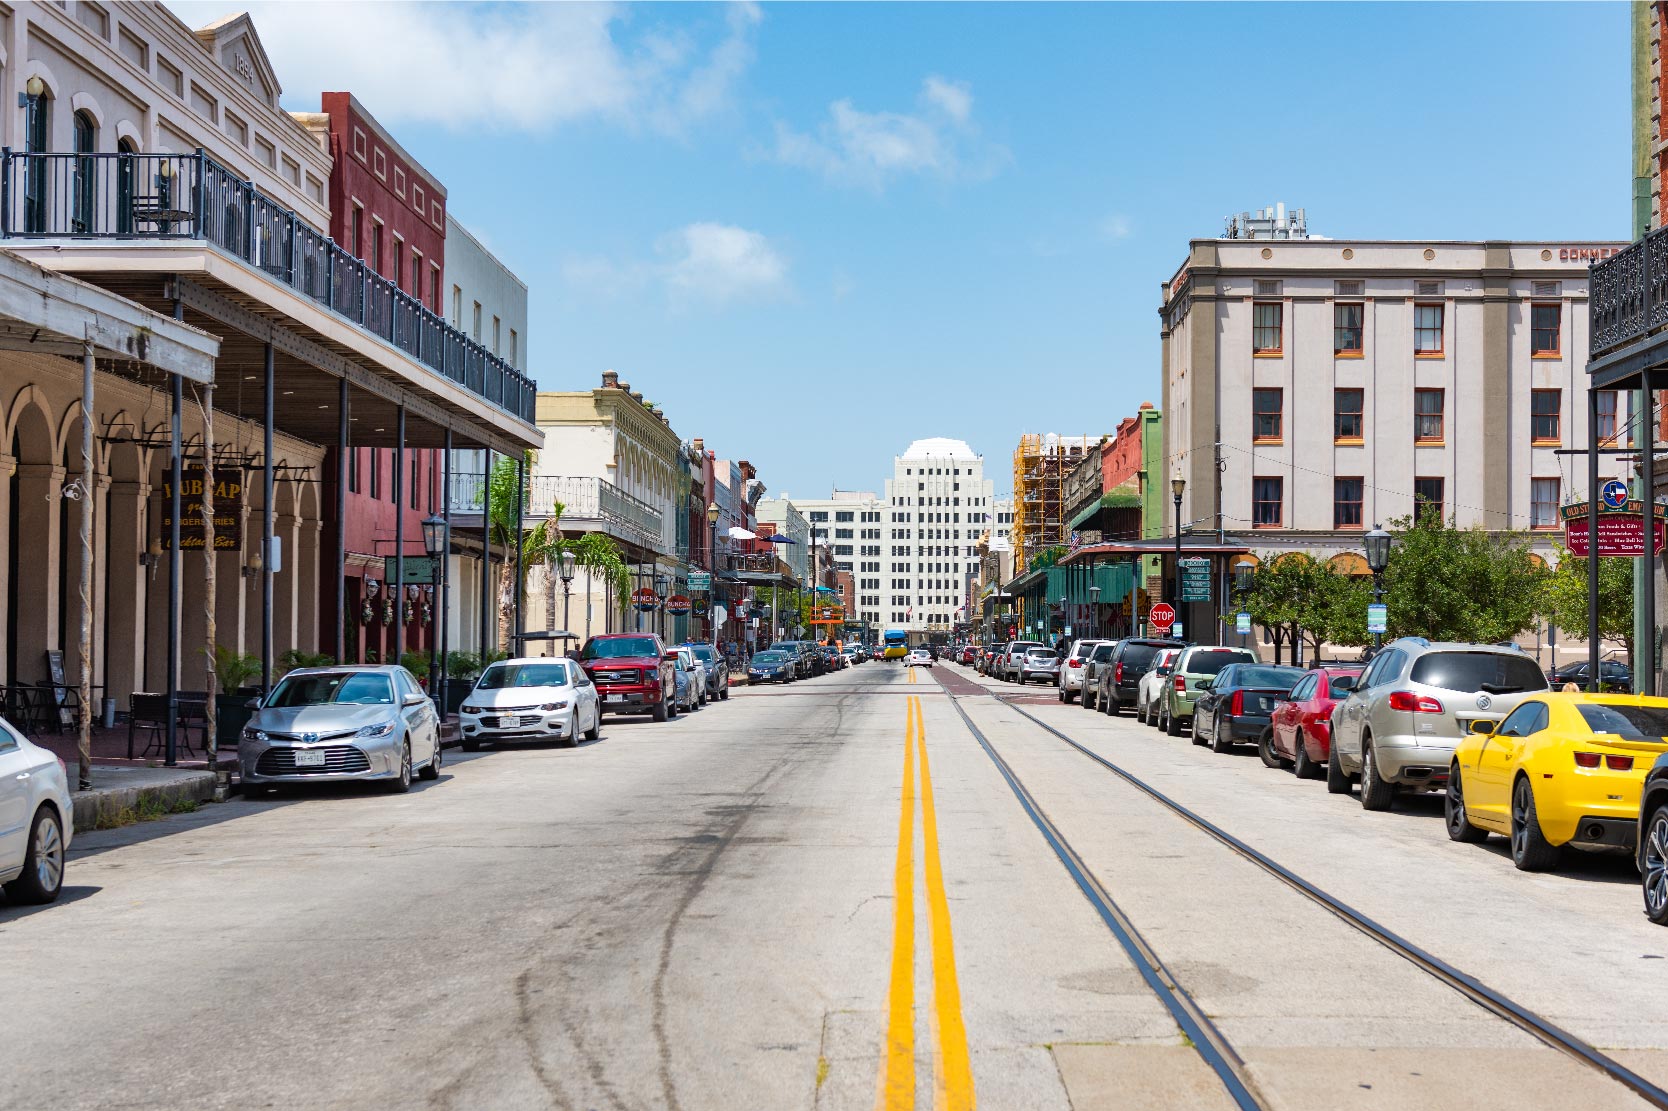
[3,661,1667,1110]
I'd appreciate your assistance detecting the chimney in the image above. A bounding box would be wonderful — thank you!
[692,438,704,453]
[602,370,619,389]
[631,391,644,404]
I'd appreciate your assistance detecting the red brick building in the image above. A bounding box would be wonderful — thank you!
[297,94,451,667]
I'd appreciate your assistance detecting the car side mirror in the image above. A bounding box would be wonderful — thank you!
[402,693,427,707]
[1470,719,1496,735]
[245,697,262,711]
[663,651,680,661]
[1331,676,1355,692]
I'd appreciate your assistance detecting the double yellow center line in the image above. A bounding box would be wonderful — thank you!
[878,694,974,1110]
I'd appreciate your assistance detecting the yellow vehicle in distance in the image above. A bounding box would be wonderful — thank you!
[882,629,908,660]
[1446,693,1668,872]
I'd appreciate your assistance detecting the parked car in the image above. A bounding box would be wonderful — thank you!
[768,640,814,679]
[906,648,934,668]
[958,645,976,665]
[996,641,1044,682]
[459,657,601,751]
[241,665,441,794]
[1329,638,1548,811]
[0,715,71,904]
[581,633,676,721]
[1101,638,1188,719]
[1136,648,1183,725]
[1192,663,1306,756]
[870,645,887,662]
[748,650,795,684]
[1081,641,1121,711]
[1267,665,1365,778]
[1448,693,1668,872]
[1018,646,1062,685]
[1157,645,1257,736]
[684,643,731,700]
[1057,638,1106,703]
[1547,659,1633,692]
[675,647,708,710]
[1639,751,1668,925]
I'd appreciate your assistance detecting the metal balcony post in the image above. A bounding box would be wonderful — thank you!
[358,259,367,326]
[193,149,206,241]
[244,178,254,261]
[287,212,296,284]
[1,147,11,238]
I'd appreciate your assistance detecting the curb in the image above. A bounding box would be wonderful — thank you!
[73,770,217,831]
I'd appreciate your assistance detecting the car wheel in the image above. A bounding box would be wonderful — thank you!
[1107,696,1121,717]
[721,687,729,701]
[1358,742,1394,812]
[1166,701,1182,737]
[2,805,64,905]
[388,742,413,794]
[419,740,442,780]
[1326,744,1353,794]
[584,708,601,742]
[1292,732,1319,780]
[1510,776,1562,872]
[1255,727,1280,765]
[1642,802,1668,925]
[654,695,671,722]
[1445,766,1488,843]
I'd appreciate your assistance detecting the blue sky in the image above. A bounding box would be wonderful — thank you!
[206,1,1629,498]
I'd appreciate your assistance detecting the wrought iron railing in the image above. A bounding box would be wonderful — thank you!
[528,476,663,550]
[0,148,536,424]
[1590,230,1668,356]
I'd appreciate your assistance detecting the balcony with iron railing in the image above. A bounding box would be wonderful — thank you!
[445,473,665,552]
[0,148,536,424]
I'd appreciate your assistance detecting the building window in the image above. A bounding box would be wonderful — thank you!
[1334,388,1364,442]
[411,456,421,509]
[452,285,463,327]
[370,221,383,273]
[472,302,482,342]
[348,447,360,493]
[1531,303,1561,356]
[1252,388,1283,442]
[1531,477,1560,529]
[492,316,501,356]
[1253,302,1283,354]
[72,110,97,235]
[1415,388,1444,443]
[392,239,404,288]
[1414,476,1444,524]
[1531,390,1561,443]
[1596,390,1620,444]
[369,450,381,500]
[1253,477,1283,527]
[509,329,519,368]
[1334,303,1363,355]
[1334,477,1364,529]
[411,250,422,297]
[1414,303,1444,355]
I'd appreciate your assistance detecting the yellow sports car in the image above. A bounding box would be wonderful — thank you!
[1445,693,1668,871]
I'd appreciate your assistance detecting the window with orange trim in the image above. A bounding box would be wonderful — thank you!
[1531,303,1561,356]
[1531,390,1561,443]
[1334,478,1364,529]
[1334,388,1363,441]
[1334,303,1363,355]
[1253,477,1283,527]
[1530,478,1559,529]
[1414,303,1444,355]
[1253,302,1282,354]
[1252,388,1283,442]
[1414,477,1444,524]
[1415,389,1444,443]
[1596,390,1620,444]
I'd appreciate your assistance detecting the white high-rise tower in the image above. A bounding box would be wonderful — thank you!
[881,438,997,638]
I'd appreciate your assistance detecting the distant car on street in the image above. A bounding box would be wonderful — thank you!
[0,715,71,904]
[582,633,676,721]
[906,648,933,667]
[1135,648,1183,725]
[459,657,601,751]
[1081,641,1121,711]
[1157,645,1257,736]
[995,641,1044,682]
[1266,664,1364,778]
[1099,638,1188,718]
[241,665,441,794]
[684,643,731,700]
[1057,638,1106,703]
[1018,646,1062,685]
[669,648,703,713]
[747,650,795,684]
[1191,663,1306,756]
[1547,659,1632,692]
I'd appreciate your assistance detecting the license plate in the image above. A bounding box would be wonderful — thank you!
[293,749,326,767]
[1257,696,1271,711]
[607,694,625,703]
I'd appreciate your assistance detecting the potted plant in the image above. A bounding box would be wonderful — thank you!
[276,649,335,677]
[210,645,264,747]
[444,651,482,715]
[399,650,431,686]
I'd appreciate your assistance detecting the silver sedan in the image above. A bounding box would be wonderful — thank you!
[240,665,442,795]
[459,657,601,750]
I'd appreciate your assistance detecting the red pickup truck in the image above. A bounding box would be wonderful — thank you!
[579,633,676,721]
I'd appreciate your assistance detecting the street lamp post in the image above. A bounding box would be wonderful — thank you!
[1088,584,1100,639]
[559,549,577,648]
[420,513,446,707]
[1172,476,1187,633]
[1364,523,1392,651]
[707,501,721,647]
[1233,559,1255,650]
[654,573,669,642]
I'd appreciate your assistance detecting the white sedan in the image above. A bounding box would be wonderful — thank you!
[905,649,934,668]
[459,658,602,750]
[0,716,72,904]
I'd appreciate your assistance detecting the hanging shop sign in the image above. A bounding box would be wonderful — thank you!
[160,465,243,550]
[396,556,438,584]
[692,597,709,618]
[665,594,692,616]
[1561,499,1667,558]
[632,587,660,612]
[688,571,711,592]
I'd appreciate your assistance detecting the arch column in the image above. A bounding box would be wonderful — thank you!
[104,479,149,712]
[217,506,250,658]
[295,517,321,654]
[14,462,63,684]
[273,512,302,657]
[0,453,12,682]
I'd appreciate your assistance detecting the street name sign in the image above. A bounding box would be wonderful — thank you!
[689,571,711,591]
[1179,557,1212,603]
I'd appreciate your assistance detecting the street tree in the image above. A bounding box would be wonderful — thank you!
[1381,515,1544,643]
[1538,543,1633,665]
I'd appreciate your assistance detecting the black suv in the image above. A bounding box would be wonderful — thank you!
[1097,637,1187,716]
[683,642,731,700]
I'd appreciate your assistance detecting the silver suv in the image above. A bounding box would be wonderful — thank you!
[1328,639,1548,811]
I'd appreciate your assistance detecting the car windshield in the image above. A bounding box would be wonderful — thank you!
[1027,648,1056,659]
[770,642,800,653]
[754,652,787,664]
[1186,650,1252,676]
[582,637,659,660]
[478,662,569,689]
[266,671,394,707]
[689,645,717,662]
[1232,666,1305,689]
[1092,645,1116,662]
[1410,651,1549,694]
[1576,704,1668,740]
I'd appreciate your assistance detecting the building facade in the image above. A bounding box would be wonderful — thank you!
[879,438,998,639]
[1161,238,1628,561]
[783,490,886,632]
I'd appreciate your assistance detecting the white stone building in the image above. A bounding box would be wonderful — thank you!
[878,438,998,638]
[782,490,885,629]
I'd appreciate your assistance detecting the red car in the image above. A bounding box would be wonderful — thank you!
[958,645,976,665]
[579,633,676,722]
[1267,665,1365,778]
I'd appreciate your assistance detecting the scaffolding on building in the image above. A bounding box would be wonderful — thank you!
[1011,433,1096,571]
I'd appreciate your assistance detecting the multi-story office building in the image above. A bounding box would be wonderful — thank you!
[1160,238,1629,564]
[783,490,886,630]
[880,438,998,638]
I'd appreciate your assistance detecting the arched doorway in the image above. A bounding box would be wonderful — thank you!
[116,136,138,235]
[23,81,51,233]
[8,397,58,684]
[72,110,96,233]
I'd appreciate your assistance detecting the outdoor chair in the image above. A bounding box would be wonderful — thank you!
[127,693,169,759]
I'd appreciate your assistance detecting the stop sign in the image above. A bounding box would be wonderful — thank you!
[1149,603,1175,632]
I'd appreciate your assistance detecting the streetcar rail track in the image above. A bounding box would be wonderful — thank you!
[943,681,1668,1110]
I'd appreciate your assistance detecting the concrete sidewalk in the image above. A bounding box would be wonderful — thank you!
[70,765,217,832]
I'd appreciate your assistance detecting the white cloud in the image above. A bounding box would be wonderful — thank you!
[166,1,759,134]
[1100,214,1132,241]
[771,76,1005,189]
[564,222,789,308]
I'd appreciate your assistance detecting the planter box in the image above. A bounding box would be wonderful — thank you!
[216,693,255,747]
[443,678,476,716]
